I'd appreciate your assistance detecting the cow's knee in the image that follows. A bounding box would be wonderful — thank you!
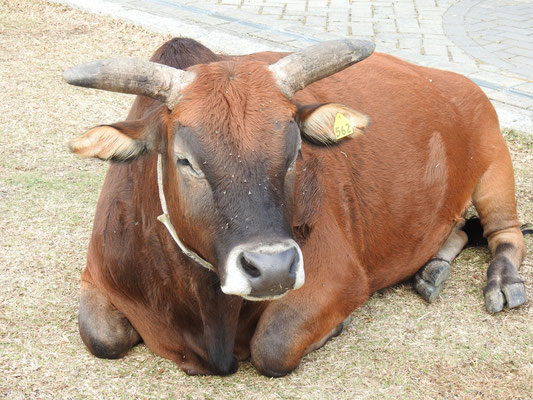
[251,312,351,377]
[250,306,304,377]
[251,330,299,377]
[79,285,141,359]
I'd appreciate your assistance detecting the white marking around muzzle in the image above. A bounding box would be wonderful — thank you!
[220,240,305,300]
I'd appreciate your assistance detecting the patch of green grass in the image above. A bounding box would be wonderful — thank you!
[4,169,105,194]
[503,128,533,148]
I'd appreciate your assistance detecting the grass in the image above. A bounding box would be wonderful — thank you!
[0,1,532,399]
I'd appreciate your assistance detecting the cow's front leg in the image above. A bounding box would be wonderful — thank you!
[250,253,369,377]
[79,270,141,359]
[414,226,468,303]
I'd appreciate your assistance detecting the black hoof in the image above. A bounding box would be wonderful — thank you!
[484,255,527,313]
[484,279,526,313]
[419,258,451,287]
[414,273,444,303]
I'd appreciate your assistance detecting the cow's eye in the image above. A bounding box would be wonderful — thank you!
[175,155,205,179]
[176,158,192,167]
[286,145,301,174]
[287,154,299,174]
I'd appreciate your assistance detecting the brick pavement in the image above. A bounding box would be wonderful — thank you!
[59,0,533,131]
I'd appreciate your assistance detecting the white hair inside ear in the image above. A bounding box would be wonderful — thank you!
[298,103,369,144]
[69,126,148,161]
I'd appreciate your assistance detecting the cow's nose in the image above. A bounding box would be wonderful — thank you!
[239,248,299,297]
[220,239,305,299]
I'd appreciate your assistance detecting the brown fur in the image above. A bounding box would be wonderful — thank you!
[75,38,526,376]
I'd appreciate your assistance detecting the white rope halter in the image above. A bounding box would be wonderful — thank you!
[156,154,215,271]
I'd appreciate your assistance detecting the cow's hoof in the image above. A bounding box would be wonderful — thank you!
[414,258,450,303]
[484,279,526,313]
[414,273,444,303]
[419,258,451,287]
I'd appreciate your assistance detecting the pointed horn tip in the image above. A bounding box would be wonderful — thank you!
[62,61,101,87]
[342,38,376,58]
[62,67,80,85]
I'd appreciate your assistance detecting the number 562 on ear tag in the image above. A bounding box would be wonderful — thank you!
[334,113,354,140]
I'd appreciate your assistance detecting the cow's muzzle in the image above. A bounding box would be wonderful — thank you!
[220,240,305,300]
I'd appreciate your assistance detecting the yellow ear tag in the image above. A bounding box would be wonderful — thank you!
[333,113,354,140]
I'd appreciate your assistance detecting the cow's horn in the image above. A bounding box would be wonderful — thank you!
[269,39,375,98]
[63,57,195,109]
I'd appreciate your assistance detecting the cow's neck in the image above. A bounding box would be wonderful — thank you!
[194,273,243,374]
[141,155,250,372]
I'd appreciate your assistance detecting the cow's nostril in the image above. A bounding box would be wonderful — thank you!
[289,256,298,278]
[241,255,261,278]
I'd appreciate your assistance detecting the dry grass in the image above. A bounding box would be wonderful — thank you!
[0,1,532,399]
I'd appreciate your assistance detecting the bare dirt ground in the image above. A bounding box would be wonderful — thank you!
[0,1,531,398]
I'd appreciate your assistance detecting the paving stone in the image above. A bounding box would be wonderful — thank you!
[351,6,372,18]
[448,46,476,63]
[423,44,450,58]
[350,17,378,22]
[425,37,455,46]
[469,70,528,88]
[494,26,533,37]
[328,12,347,23]
[396,20,420,34]
[261,6,284,16]
[284,3,306,12]
[494,12,530,23]
[468,21,499,32]
[374,20,397,33]
[222,22,262,35]
[488,90,533,110]
[399,37,422,49]
[305,15,327,26]
[480,42,511,53]
[373,5,395,16]
[508,41,533,52]
[504,47,533,58]
[419,22,444,35]
[182,13,231,26]
[506,20,532,30]
[513,83,533,95]
[350,22,374,37]
[507,55,533,67]
[281,15,304,22]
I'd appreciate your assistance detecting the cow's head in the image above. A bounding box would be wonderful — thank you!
[64,39,373,300]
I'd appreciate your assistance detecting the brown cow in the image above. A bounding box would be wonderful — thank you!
[64,38,527,377]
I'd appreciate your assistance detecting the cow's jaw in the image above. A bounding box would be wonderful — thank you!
[220,239,305,300]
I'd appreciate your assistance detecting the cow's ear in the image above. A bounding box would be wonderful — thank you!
[296,103,369,145]
[69,118,161,161]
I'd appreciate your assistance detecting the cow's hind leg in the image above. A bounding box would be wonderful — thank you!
[473,153,526,313]
[79,279,141,359]
[414,226,468,303]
